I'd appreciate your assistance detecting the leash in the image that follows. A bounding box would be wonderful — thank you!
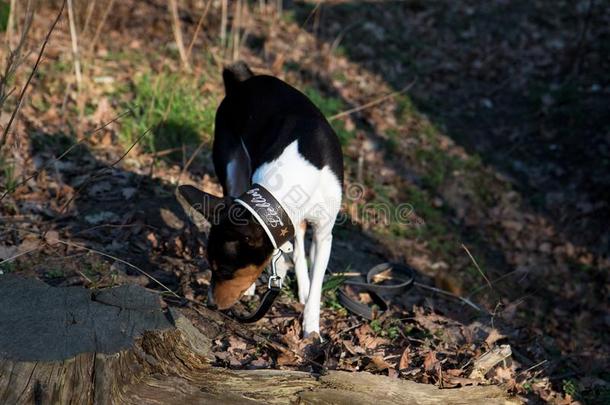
[228,184,295,323]
[336,262,415,320]
[230,260,415,323]
[228,249,285,323]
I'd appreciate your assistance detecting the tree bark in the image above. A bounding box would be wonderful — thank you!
[0,276,519,404]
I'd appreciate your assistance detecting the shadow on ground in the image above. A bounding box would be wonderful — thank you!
[284,0,609,391]
[295,0,609,256]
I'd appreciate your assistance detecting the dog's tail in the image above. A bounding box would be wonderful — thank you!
[222,61,254,94]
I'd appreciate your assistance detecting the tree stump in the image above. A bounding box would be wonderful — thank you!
[0,276,519,404]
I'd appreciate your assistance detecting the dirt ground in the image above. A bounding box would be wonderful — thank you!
[0,1,608,403]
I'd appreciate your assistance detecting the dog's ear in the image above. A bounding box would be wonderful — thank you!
[176,185,231,226]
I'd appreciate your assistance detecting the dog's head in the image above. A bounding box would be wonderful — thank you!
[176,185,274,309]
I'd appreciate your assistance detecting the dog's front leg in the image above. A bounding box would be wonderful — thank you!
[294,221,310,304]
[303,230,333,337]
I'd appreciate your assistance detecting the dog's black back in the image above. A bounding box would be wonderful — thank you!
[213,64,344,196]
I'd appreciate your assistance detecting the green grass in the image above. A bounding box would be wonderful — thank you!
[322,272,347,293]
[0,1,9,32]
[0,260,15,274]
[370,319,401,340]
[0,156,17,194]
[119,72,216,156]
[45,268,65,279]
[322,271,348,314]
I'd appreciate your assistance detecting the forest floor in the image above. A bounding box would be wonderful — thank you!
[0,1,608,403]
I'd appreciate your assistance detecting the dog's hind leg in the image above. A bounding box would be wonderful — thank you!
[294,221,310,304]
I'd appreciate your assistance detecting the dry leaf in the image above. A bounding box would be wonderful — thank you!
[277,351,298,366]
[227,336,247,351]
[423,351,438,372]
[367,355,392,371]
[399,347,411,370]
[355,324,390,350]
[44,230,59,246]
[445,376,480,387]
[387,368,399,379]
[493,366,514,383]
[485,329,505,347]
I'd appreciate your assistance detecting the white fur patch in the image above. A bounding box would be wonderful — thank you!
[252,141,342,229]
[252,140,341,335]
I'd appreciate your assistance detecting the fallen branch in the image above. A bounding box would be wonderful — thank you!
[469,344,513,380]
[0,279,518,404]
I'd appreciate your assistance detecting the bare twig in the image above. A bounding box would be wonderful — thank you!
[232,0,243,61]
[5,0,17,47]
[0,245,42,266]
[81,0,96,35]
[178,141,206,183]
[328,20,360,57]
[329,80,416,121]
[569,0,595,78]
[140,147,182,158]
[462,243,492,289]
[275,0,282,17]
[519,359,548,375]
[1,0,63,149]
[0,0,33,110]
[66,0,83,90]
[414,281,486,313]
[67,0,85,135]
[220,0,228,49]
[185,0,213,61]
[300,1,322,28]
[89,0,115,54]
[168,0,190,71]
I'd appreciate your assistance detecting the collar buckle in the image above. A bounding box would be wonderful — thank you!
[268,249,283,289]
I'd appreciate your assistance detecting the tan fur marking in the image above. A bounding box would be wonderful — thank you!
[213,260,269,309]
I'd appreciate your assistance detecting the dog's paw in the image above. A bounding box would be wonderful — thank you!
[303,334,324,356]
[302,328,325,344]
[302,330,322,342]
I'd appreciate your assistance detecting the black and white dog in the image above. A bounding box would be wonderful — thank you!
[177,63,343,336]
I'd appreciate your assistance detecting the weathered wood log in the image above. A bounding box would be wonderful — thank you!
[0,276,519,404]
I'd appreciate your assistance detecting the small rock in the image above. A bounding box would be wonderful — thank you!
[122,187,137,200]
[160,208,184,230]
[539,242,552,254]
